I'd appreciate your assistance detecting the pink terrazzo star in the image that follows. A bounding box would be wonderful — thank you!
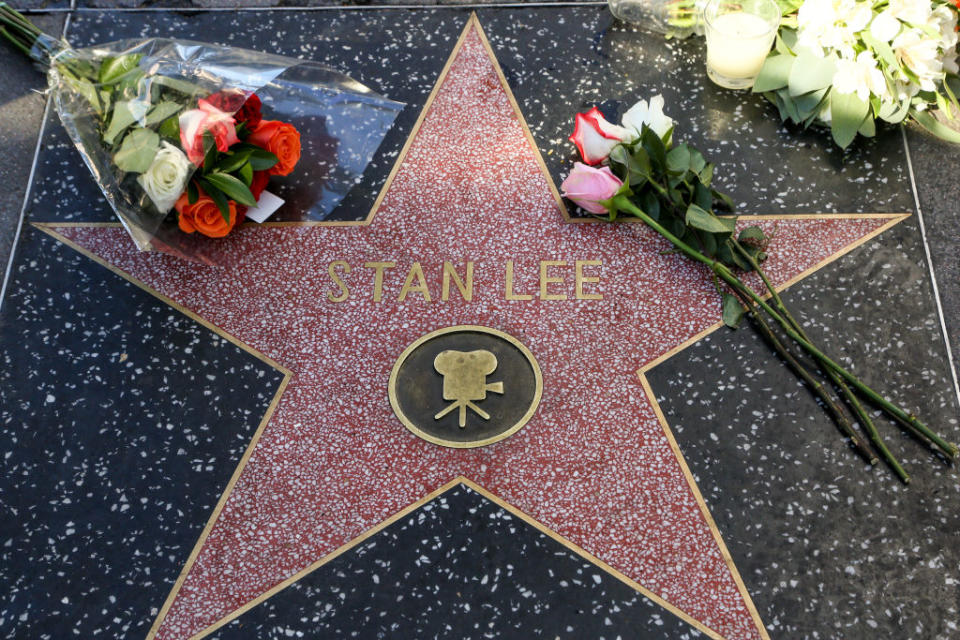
[48,16,905,640]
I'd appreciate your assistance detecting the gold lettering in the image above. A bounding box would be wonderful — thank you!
[326,261,351,303]
[363,261,395,302]
[575,260,603,300]
[505,260,533,300]
[539,260,568,301]
[442,261,473,301]
[398,262,432,302]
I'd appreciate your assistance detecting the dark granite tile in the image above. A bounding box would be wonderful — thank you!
[0,224,285,637]
[9,0,71,11]
[903,126,960,377]
[647,211,960,639]
[0,13,65,298]
[210,484,705,640]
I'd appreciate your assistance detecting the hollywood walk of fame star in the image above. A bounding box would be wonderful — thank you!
[40,15,907,640]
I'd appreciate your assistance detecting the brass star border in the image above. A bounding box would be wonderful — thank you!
[33,14,909,640]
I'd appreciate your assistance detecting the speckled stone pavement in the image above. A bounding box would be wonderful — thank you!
[2,4,960,640]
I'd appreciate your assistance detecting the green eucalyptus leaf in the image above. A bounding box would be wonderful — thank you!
[861,30,898,69]
[103,100,137,145]
[144,101,183,126]
[686,204,735,234]
[114,128,160,174]
[98,54,142,85]
[794,88,827,120]
[157,115,180,141]
[753,54,795,93]
[788,50,837,96]
[830,90,870,148]
[204,172,257,206]
[911,110,960,144]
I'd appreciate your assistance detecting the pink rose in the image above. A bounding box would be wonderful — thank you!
[179,98,240,166]
[568,106,632,165]
[560,162,622,215]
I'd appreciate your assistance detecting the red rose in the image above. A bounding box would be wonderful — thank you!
[247,120,301,176]
[235,94,262,129]
[202,89,247,114]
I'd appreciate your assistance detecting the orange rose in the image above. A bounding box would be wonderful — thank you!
[247,120,301,176]
[174,187,239,238]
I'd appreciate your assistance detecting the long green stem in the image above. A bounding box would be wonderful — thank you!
[612,194,958,460]
[727,282,881,467]
[728,241,909,477]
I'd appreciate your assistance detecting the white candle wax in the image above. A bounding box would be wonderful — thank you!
[706,12,775,79]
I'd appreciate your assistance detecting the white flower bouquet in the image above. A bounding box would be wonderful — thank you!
[753,0,960,147]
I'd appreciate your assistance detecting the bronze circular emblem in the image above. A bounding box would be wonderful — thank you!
[389,325,542,448]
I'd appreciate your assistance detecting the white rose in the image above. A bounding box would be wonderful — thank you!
[137,142,192,213]
[621,95,674,140]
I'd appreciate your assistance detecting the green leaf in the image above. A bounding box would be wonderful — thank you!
[640,127,667,173]
[829,90,870,148]
[666,144,691,174]
[150,75,204,98]
[214,149,254,174]
[738,226,766,243]
[204,172,257,206]
[694,182,712,211]
[157,115,180,140]
[878,98,910,123]
[103,100,137,145]
[238,161,254,186]
[686,204,736,235]
[788,50,837,97]
[861,30,897,69]
[202,130,218,172]
[199,178,232,223]
[98,54,141,85]
[187,180,199,205]
[794,88,827,120]
[638,190,660,222]
[144,101,182,126]
[911,110,960,144]
[858,114,876,137]
[687,148,706,176]
[699,162,714,186]
[752,54,795,93]
[56,65,101,115]
[114,128,160,174]
[248,148,279,171]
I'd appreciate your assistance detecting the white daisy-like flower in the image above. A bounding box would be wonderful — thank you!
[886,0,933,27]
[893,28,943,91]
[797,0,873,58]
[833,51,890,101]
[870,10,901,43]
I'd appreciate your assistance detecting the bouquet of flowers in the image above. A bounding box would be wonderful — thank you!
[1,3,403,261]
[753,0,960,147]
[564,96,957,481]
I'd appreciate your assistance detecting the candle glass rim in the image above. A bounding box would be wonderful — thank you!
[702,0,781,36]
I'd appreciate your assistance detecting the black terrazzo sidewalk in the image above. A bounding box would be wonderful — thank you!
[2,5,959,640]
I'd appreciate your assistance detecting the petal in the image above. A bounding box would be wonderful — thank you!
[569,112,620,165]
